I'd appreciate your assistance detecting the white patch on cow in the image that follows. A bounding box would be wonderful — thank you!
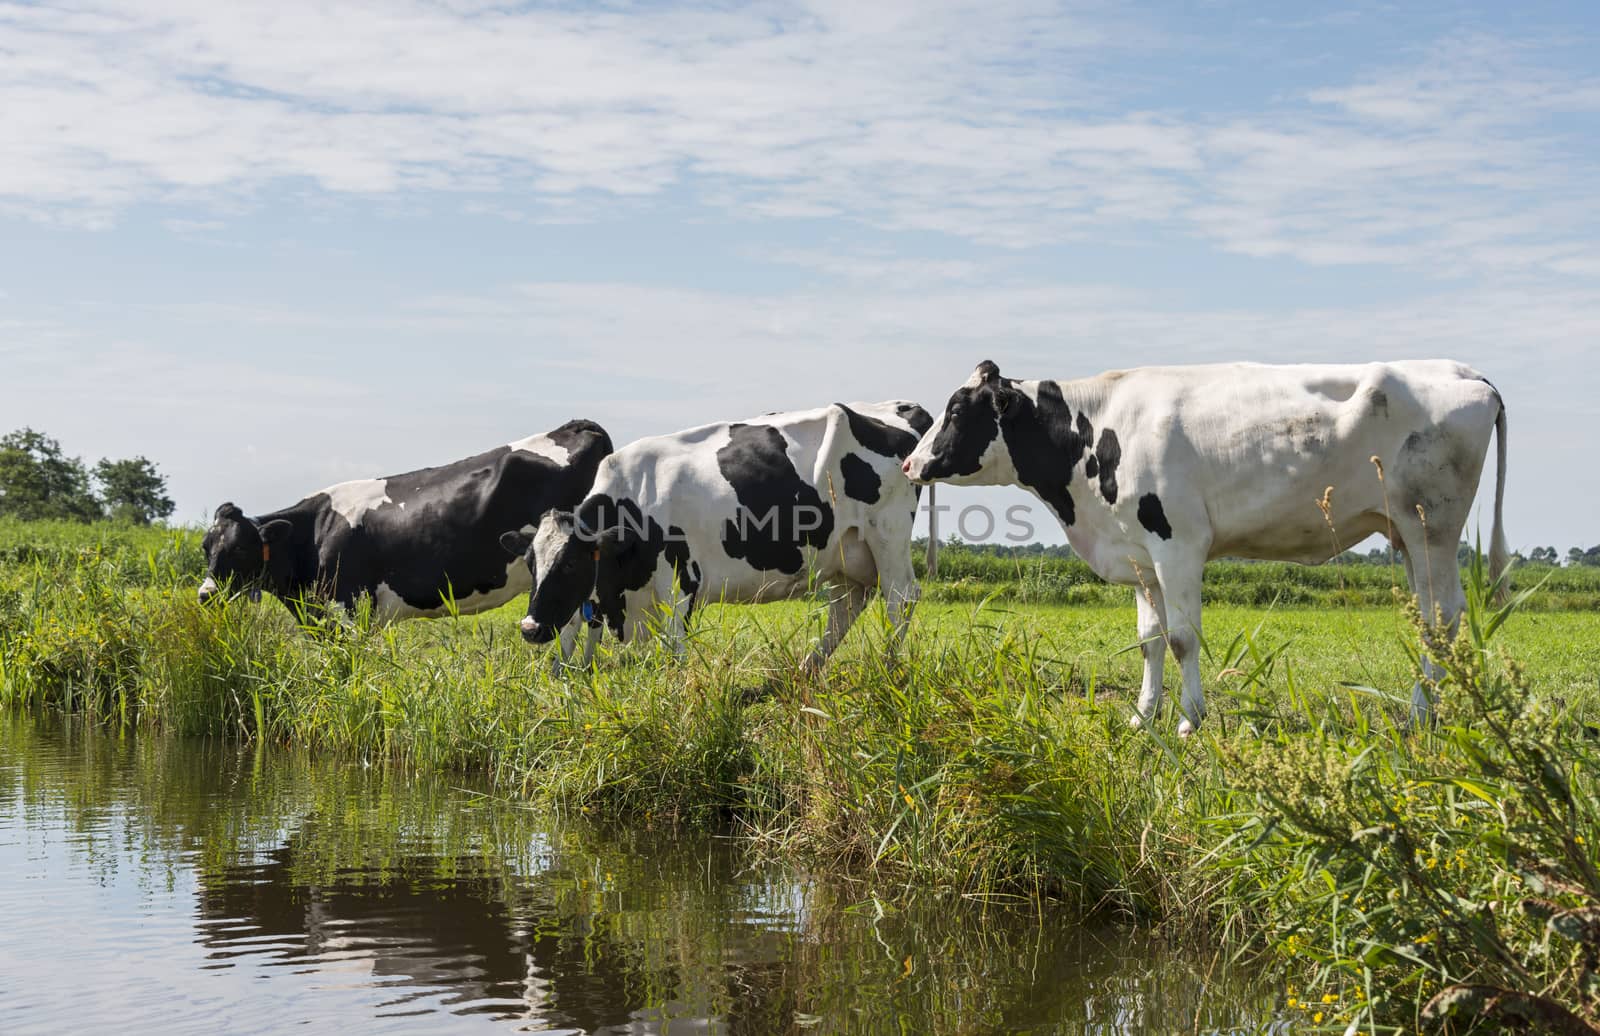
[508,433,570,465]
[323,478,392,528]
[531,512,571,590]
[968,421,1020,485]
[962,366,987,389]
[1016,380,1041,403]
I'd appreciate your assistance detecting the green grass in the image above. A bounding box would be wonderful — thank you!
[5,520,1600,1032]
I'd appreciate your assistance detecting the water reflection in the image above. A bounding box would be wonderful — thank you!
[0,713,1285,1034]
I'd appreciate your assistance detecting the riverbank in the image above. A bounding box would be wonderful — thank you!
[4,520,1600,1032]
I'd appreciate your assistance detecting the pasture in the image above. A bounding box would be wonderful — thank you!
[5,516,1600,1032]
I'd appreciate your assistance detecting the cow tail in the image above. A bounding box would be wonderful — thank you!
[1489,398,1510,604]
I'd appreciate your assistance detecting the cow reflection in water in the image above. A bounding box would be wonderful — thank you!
[192,837,797,1033]
[191,828,1280,1034]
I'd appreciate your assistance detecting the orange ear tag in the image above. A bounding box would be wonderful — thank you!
[262,544,271,563]
[591,550,600,561]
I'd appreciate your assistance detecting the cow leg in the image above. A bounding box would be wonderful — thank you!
[1152,559,1207,737]
[1395,539,1433,721]
[577,621,602,669]
[1129,580,1168,730]
[1395,523,1467,726]
[876,562,919,655]
[663,589,694,662]
[803,582,869,672]
[861,522,919,653]
[550,617,581,677]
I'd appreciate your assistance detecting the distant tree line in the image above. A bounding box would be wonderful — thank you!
[917,537,1600,568]
[0,428,174,525]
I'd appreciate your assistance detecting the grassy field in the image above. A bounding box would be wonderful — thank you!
[5,517,1600,1032]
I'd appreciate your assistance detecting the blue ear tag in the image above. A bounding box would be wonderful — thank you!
[580,601,596,623]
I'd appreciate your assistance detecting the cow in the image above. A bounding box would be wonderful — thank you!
[902,360,1508,735]
[503,401,933,671]
[199,419,613,624]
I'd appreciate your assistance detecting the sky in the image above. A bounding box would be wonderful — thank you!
[1,0,1596,551]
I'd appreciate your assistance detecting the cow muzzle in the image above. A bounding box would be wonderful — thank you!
[520,615,556,645]
[197,577,219,604]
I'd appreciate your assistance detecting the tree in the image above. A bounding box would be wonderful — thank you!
[94,456,175,525]
[0,428,101,521]
[1570,546,1600,568]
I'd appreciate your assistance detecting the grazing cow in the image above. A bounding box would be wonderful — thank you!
[902,360,1507,734]
[199,419,613,623]
[504,401,932,670]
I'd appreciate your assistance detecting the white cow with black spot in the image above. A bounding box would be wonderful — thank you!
[903,360,1508,734]
[503,401,933,671]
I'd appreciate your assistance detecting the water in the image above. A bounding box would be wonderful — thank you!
[0,713,1285,1034]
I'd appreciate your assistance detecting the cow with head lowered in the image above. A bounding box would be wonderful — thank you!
[903,360,1507,735]
[504,401,932,670]
[200,419,613,623]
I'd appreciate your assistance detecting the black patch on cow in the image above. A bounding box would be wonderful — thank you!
[920,375,1002,480]
[840,452,881,503]
[925,364,1124,528]
[663,527,699,596]
[896,402,933,436]
[1093,429,1121,504]
[1138,493,1173,540]
[717,424,835,574]
[1001,380,1091,527]
[548,418,611,453]
[593,496,671,635]
[1370,389,1389,418]
[837,404,921,459]
[663,525,701,624]
[352,419,614,613]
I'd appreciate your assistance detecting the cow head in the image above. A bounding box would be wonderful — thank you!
[502,508,602,645]
[199,503,291,604]
[902,360,1024,485]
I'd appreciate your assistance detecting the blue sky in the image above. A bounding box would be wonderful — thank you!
[1,0,1596,550]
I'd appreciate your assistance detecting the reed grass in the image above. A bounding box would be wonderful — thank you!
[4,519,1600,1032]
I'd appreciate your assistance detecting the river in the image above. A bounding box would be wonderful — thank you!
[0,712,1286,1034]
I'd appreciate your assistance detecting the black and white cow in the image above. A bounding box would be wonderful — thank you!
[504,401,932,670]
[199,420,613,623]
[903,360,1508,734]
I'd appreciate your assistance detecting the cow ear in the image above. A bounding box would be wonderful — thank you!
[215,502,245,522]
[259,519,293,544]
[499,529,533,557]
[976,360,1001,383]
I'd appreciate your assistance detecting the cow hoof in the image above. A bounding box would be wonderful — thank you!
[1128,713,1146,731]
[1177,718,1197,739]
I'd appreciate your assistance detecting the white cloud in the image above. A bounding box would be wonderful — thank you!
[8,3,1594,276]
